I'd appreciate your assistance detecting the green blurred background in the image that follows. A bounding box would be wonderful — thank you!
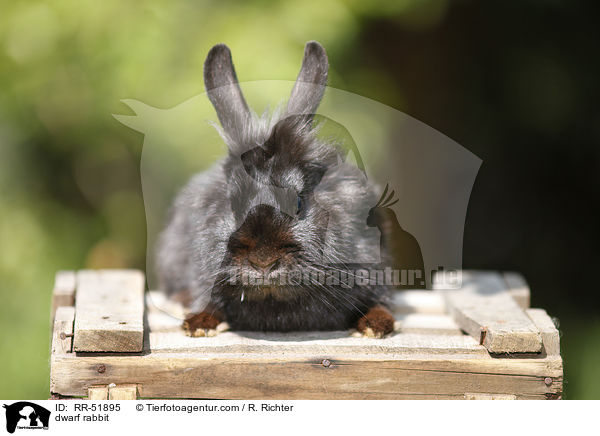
[1,0,599,399]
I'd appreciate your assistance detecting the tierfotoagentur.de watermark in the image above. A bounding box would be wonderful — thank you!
[228,266,461,289]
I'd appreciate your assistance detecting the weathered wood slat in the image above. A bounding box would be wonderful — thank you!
[50,352,563,400]
[88,386,109,400]
[73,270,145,352]
[526,308,560,355]
[51,271,76,321]
[107,384,138,400]
[391,290,445,314]
[50,306,75,395]
[503,271,531,309]
[443,271,543,354]
[395,313,462,335]
[87,384,138,400]
[147,330,486,355]
[464,393,517,400]
[51,306,75,355]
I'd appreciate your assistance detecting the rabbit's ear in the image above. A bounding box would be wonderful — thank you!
[204,44,250,136]
[287,41,328,118]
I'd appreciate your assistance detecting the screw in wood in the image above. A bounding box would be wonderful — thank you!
[322,359,331,368]
[59,332,74,340]
[97,364,107,374]
[479,327,488,345]
[544,377,553,386]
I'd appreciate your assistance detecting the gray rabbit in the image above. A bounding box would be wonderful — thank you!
[156,41,395,337]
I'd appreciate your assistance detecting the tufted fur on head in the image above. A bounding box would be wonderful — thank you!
[156,41,390,332]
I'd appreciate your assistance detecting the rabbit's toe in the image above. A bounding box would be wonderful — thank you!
[355,305,396,338]
[183,312,225,337]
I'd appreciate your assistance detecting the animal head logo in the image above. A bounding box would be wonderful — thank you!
[114,46,482,293]
[3,402,50,434]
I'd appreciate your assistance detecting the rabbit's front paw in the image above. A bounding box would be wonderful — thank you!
[183,312,228,337]
[355,306,396,338]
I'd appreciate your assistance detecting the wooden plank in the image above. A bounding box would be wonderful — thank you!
[526,309,560,355]
[51,306,75,355]
[73,270,145,352]
[443,271,542,354]
[87,384,137,399]
[396,313,462,335]
[391,290,445,314]
[50,306,75,398]
[146,290,186,320]
[50,352,563,400]
[108,384,138,400]
[464,393,517,400]
[503,271,531,309]
[147,330,486,355]
[88,386,108,400]
[51,271,76,321]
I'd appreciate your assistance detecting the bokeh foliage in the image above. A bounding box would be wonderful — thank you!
[1,0,598,399]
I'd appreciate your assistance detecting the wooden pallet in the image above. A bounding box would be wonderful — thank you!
[49,270,562,400]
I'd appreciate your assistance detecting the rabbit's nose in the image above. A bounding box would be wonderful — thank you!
[248,255,280,274]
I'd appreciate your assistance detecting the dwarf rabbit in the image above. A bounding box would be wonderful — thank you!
[156,41,395,337]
